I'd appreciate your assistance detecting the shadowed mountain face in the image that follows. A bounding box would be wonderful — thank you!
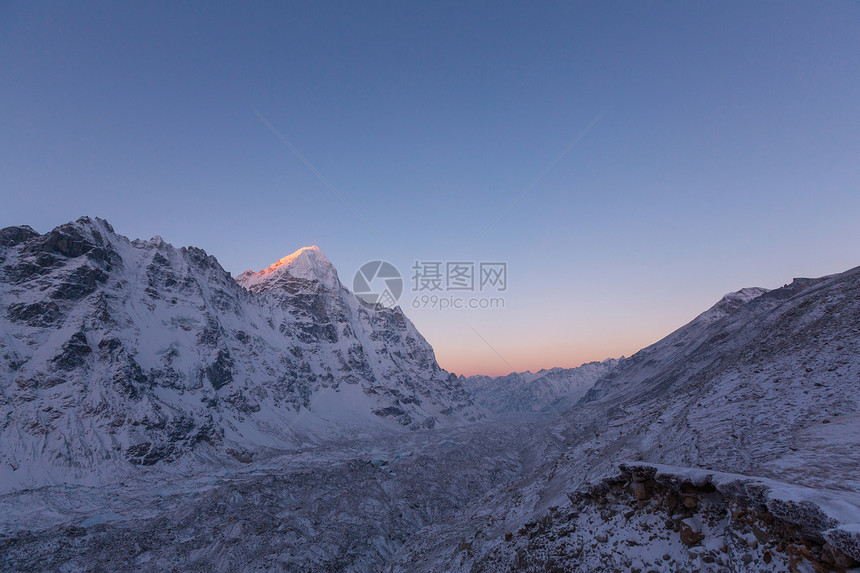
[0,217,481,490]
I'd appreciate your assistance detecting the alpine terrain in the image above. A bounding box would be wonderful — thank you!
[1,217,858,572]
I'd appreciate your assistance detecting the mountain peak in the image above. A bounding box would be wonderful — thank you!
[272,245,322,267]
[236,245,340,291]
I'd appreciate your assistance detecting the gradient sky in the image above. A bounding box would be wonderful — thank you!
[2,1,859,376]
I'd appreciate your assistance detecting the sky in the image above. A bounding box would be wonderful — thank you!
[2,1,859,376]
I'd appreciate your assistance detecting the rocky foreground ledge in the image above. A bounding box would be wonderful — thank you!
[468,463,860,572]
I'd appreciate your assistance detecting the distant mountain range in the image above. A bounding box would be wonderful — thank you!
[462,359,619,413]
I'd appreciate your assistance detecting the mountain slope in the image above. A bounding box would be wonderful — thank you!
[571,269,860,491]
[389,269,860,571]
[0,217,480,491]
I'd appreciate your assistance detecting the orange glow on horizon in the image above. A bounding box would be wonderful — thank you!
[431,331,661,378]
[437,348,624,378]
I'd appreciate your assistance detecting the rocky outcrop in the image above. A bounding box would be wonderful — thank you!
[616,464,858,569]
[469,463,859,572]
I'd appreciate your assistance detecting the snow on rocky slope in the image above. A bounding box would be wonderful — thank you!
[467,463,860,572]
[0,217,481,491]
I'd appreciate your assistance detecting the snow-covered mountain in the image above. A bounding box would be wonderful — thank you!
[461,359,619,413]
[569,273,859,491]
[2,220,858,572]
[0,217,480,490]
[389,269,860,571]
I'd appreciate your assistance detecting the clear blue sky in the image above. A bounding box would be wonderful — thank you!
[2,1,859,375]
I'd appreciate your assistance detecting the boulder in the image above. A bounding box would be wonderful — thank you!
[680,517,705,546]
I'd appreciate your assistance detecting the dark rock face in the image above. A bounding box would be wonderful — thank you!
[7,300,62,326]
[372,406,413,427]
[2,218,117,335]
[205,349,234,390]
[51,264,110,301]
[109,353,148,399]
[20,218,120,272]
[126,441,170,466]
[49,330,92,371]
[0,225,39,248]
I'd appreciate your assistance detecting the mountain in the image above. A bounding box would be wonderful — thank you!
[1,220,858,572]
[389,269,860,571]
[569,272,859,491]
[461,359,619,413]
[0,217,481,491]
